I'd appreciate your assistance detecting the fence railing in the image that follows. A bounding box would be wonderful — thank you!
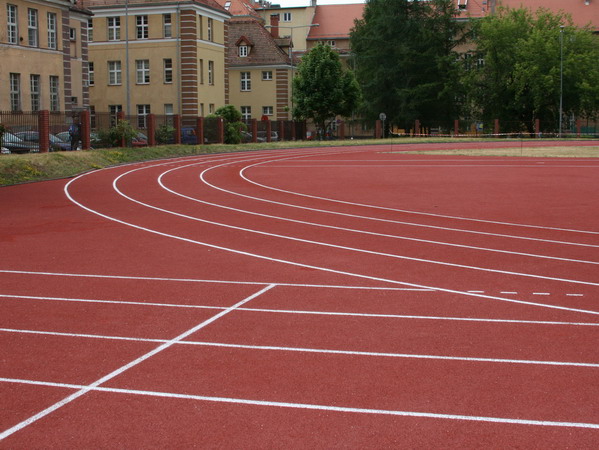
[2,110,598,154]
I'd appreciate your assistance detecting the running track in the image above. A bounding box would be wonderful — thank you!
[1,141,598,447]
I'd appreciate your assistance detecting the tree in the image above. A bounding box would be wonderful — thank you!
[350,0,464,129]
[462,7,599,132]
[292,43,360,137]
[210,105,246,144]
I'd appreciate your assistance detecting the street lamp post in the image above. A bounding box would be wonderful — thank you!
[559,25,564,138]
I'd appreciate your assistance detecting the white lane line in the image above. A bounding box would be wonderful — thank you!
[153,162,599,266]
[115,165,599,288]
[501,292,518,295]
[2,329,599,369]
[1,377,598,430]
[567,294,585,297]
[240,158,599,236]
[0,269,429,291]
[64,170,599,317]
[201,157,599,248]
[3,294,599,327]
[264,164,599,168]
[533,293,551,296]
[0,284,276,441]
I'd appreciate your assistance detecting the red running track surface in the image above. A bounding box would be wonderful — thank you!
[1,142,598,447]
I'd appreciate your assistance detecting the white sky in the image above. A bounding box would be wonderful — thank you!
[268,0,365,7]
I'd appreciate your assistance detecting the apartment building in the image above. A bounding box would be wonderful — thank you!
[85,0,229,124]
[0,0,92,112]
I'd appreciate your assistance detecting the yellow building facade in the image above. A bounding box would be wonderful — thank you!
[0,0,91,112]
[87,0,229,124]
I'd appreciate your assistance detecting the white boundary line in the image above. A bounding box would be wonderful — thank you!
[1,328,598,368]
[1,377,598,430]
[2,293,598,327]
[112,164,599,288]
[0,284,275,441]
[62,158,599,317]
[154,161,599,265]
[239,154,599,236]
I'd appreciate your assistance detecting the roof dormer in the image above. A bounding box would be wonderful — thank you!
[235,36,254,57]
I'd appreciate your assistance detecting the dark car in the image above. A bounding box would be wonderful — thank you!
[15,131,69,151]
[256,130,279,142]
[181,127,198,145]
[55,131,101,149]
[2,132,38,154]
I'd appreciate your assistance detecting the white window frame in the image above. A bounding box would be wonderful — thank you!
[207,18,213,41]
[163,58,173,83]
[208,61,214,85]
[108,60,122,85]
[7,4,18,45]
[241,72,251,91]
[136,15,148,39]
[137,104,150,129]
[163,14,172,38]
[88,19,93,42]
[283,12,292,22]
[47,13,57,49]
[109,104,122,127]
[262,106,273,116]
[10,73,21,111]
[30,74,41,111]
[239,45,248,57]
[49,75,59,112]
[262,71,273,81]
[88,62,95,86]
[28,8,38,47]
[136,60,150,84]
[108,17,120,41]
[241,106,251,121]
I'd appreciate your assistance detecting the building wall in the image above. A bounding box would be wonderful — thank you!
[0,0,89,112]
[88,2,228,120]
[257,6,315,52]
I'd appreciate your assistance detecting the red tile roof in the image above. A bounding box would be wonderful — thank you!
[228,18,291,66]
[497,0,598,29]
[307,4,365,40]
[215,0,262,18]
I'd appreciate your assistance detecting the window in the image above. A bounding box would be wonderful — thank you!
[163,59,173,83]
[137,104,150,128]
[198,15,203,40]
[69,28,76,41]
[163,14,172,38]
[224,1,231,10]
[7,5,18,44]
[88,62,95,86]
[108,61,122,85]
[199,59,204,84]
[109,105,122,127]
[241,72,251,91]
[90,105,96,129]
[108,17,120,41]
[88,19,93,42]
[136,15,148,39]
[458,0,468,10]
[28,9,38,47]
[262,106,273,116]
[200,103,205,116]
[47,13,57,49]
[10,73,21,111]
[262,71,273,81]
[209,103,215,114]
[49,76,59,112]
[136,60,150,84]
[164,104,173,116]
[30,75,40,111]
[207,18,213,41]
[283,12,292,22]
[326,40,336,48]
[241,106,251,121]
[208,61,214,85]
[239,45,248,57]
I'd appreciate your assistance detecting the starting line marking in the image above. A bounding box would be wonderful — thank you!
[0,284,275,441]
[1,377,598,430]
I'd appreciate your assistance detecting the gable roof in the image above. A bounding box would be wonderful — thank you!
[496,0,598,30]
[215,0,262,18]
[307,3,365,40]
[228,18,291,67]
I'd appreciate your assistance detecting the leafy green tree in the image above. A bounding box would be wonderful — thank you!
[292,43,361,137]
[210,105,246,144]
[350,0,464,129]
[462,7,599,132]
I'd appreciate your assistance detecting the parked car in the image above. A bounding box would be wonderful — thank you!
[132,132,148,147]
[181,127,198,145]
[256,130,279,142]
[2,132,38,154]
[1,147,10,154]
[55,131,101,148]
[15,131,70,151]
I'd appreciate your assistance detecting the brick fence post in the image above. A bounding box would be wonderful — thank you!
[414,120,421,137]
[535,118,540,138]
[454,119,459,136]
[266,120,272,142]
[174,114,182,144]
[38,110,50,153]
[339,121,345,140]
[81,109,91,150]
[251,119,257,143]
[197,117,204,145]
[117,111,126,147]
[278,120,285,141]
[217,118,224,144]
[375,120,382,139]
[494,119,500,137]
[147,114,156,146]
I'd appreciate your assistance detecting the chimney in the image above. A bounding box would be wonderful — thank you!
[270,14,279,39]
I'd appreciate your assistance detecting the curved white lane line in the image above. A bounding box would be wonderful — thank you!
[153,160,599,266]
[198,158,599,249]
[115,164,599,287]
[64,159,599,316]
[239,158,599,236]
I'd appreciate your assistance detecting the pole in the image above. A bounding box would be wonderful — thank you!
[125,0,131,116]
[559,25,564,138]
